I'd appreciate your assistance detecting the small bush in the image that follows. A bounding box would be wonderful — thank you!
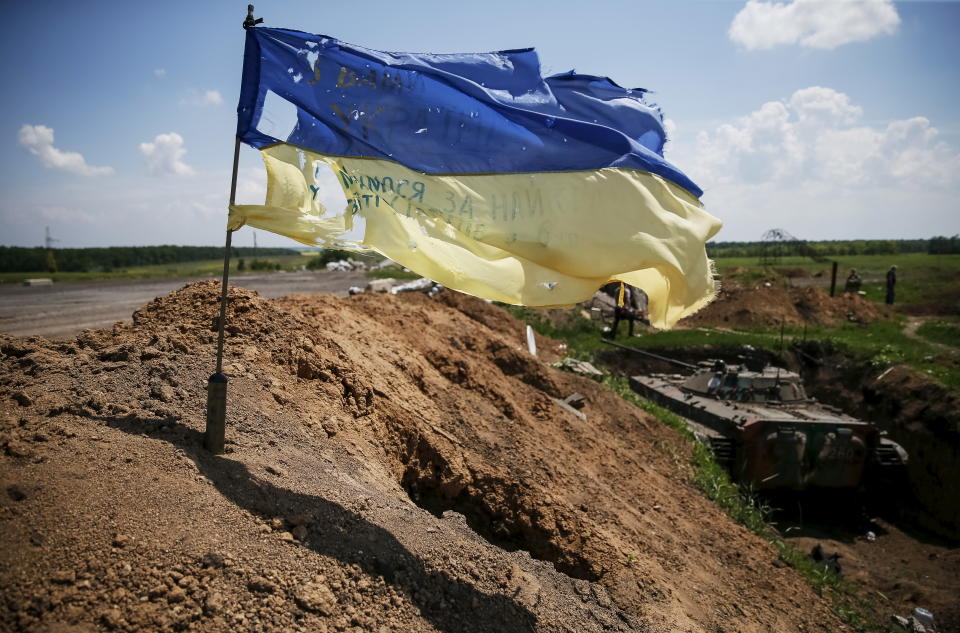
[305,248,356,270]
[249,259,279,271]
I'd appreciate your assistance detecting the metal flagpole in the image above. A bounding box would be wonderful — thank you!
[204,5,263,454]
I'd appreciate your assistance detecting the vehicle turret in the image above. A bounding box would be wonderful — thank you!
[680,362,807,404]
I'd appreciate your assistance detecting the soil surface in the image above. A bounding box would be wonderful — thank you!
[0,270,367,340]
[0,282,850,633]
[786,517,960,633]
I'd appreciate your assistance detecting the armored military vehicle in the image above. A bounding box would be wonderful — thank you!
[626,355,907,492]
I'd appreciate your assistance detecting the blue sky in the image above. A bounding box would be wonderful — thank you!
[2,0,958,247]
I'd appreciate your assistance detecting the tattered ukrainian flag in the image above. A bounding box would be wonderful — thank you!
[230,27,721,328]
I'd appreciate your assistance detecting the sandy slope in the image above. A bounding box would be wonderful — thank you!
[0,282,845,632]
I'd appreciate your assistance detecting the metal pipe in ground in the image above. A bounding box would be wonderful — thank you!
[205,135,242,454]
[205,6,264,453]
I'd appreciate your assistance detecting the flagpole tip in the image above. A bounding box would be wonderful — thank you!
[244,5,263,29]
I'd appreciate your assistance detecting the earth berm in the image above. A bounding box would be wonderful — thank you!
[2,281,848,632]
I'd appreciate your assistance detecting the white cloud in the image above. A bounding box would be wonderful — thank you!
[235,167,267,203]
[153,68,167,78]
[663,118,678,150]
[788,86,862,125]
[180,89,223,107]
[139,132,193,176]
[0,147,308,248]
[1,174,227,247]
[687,87,959,190]
[38,205,102,225]
[667,87,960,239]
[18,124,114,176]
[729,0,900,50]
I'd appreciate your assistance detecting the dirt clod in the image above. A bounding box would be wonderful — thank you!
[7,484,27,501]
[49,570,75,585]
[295,581,337,614]
[247,576,278,594]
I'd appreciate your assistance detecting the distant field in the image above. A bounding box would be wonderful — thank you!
[714,252,960,277]
[0,254,315,284]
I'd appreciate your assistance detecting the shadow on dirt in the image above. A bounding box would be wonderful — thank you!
[104,416,539,633]
[395,428,600,582]
[764,490,890,545]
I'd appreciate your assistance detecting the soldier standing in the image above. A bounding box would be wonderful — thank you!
[885,265,897,305]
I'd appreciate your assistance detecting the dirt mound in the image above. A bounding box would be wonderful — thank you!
[773,268,811,278]
[0,281,846,632]
[681,283,889,328]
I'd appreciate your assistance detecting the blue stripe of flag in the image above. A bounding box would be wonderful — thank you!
[237,27,702,198]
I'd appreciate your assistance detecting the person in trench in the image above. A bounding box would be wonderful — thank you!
[885,265,897,305]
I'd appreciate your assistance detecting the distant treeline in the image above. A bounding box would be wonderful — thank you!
[707,236,960,258]
[0,245,298,273]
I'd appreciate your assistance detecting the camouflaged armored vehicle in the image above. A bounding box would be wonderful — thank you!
[630,360,908,491]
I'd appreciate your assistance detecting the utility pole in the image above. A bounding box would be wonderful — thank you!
[44,226,59,250]
[44,226,60,274]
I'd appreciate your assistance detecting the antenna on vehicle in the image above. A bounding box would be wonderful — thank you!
[779,318,785,356]
[798,322,807,383]
[776,318,785,387]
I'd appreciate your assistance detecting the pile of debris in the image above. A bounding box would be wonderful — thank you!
[324,259,367,272]
[350,276,441,297]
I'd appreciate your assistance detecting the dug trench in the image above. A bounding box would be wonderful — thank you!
[2,281,851,633]
[600,342,960,631]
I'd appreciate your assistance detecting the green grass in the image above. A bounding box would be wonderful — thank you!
[790,320,960,391]
[626,327,778,350]
[916,319,960,348]
[715,252,960,277]
[0,255,316,284]
[509,301,959,392]
[608,318,959,393]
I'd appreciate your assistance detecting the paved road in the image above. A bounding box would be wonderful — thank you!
[0,270,368,340]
